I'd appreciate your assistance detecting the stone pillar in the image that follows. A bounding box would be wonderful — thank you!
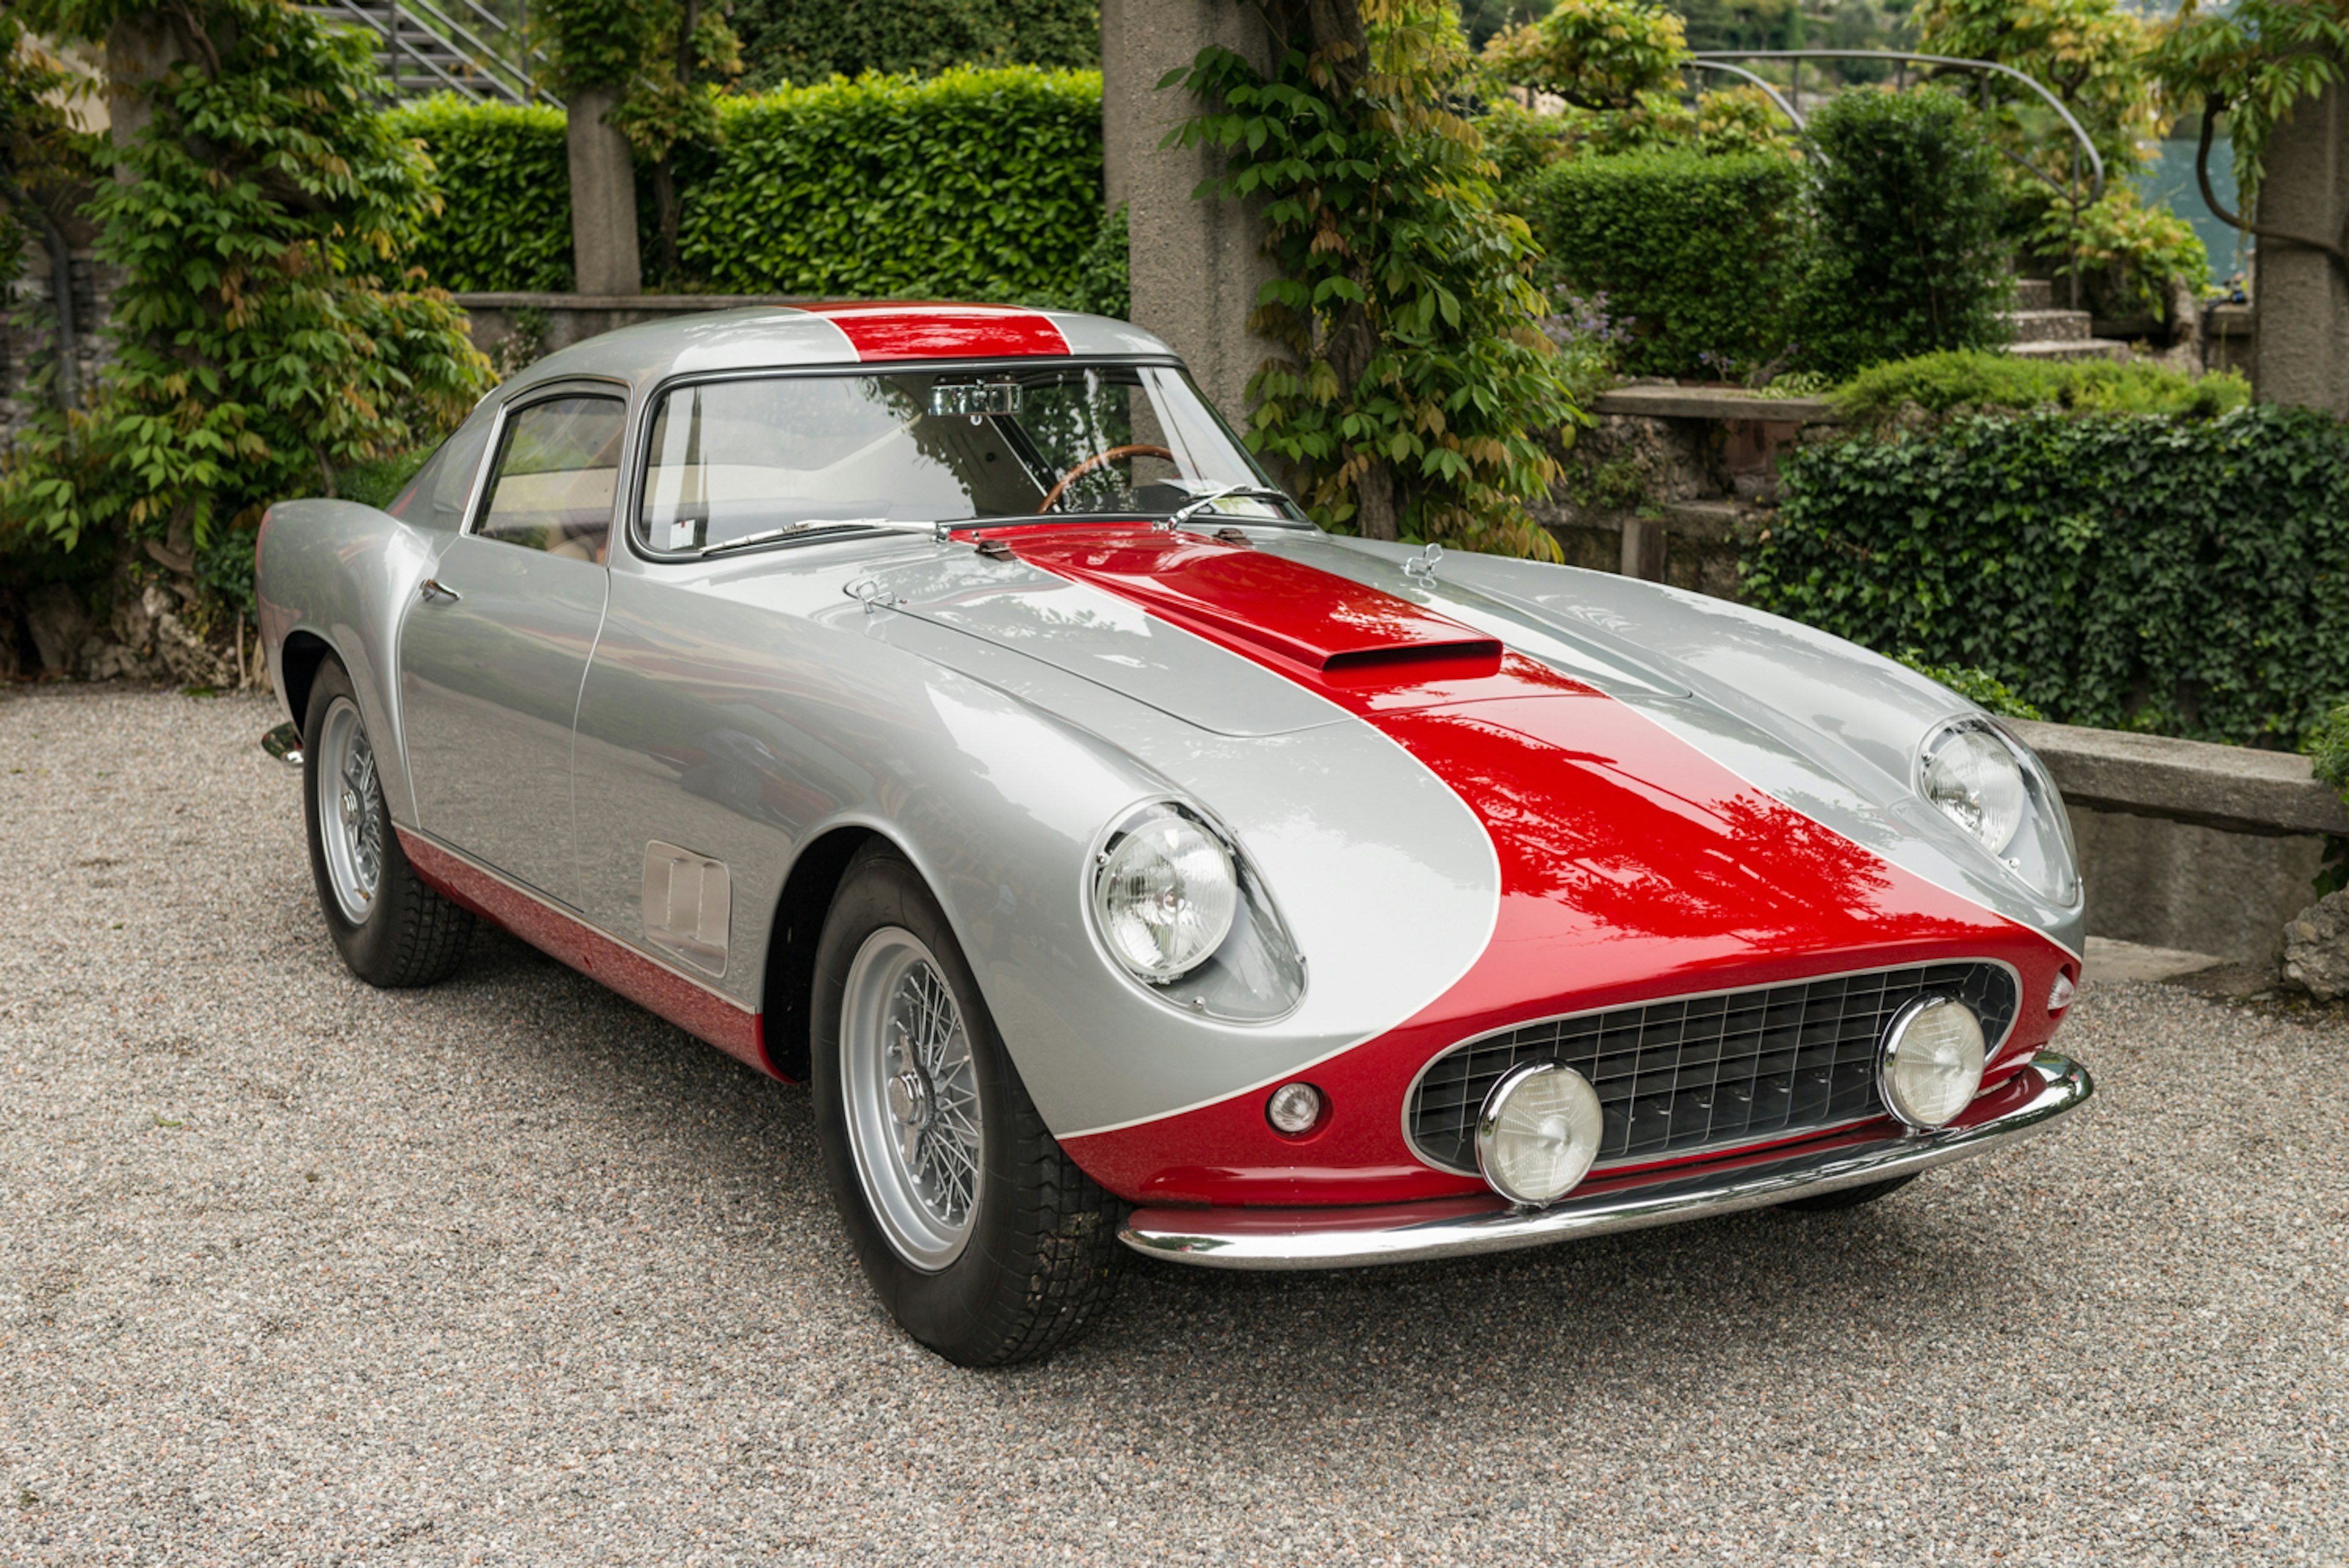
[105,14,181,165]
[2252,82,2349,415]
[1100,0,1283,426]
[566,86,642,297]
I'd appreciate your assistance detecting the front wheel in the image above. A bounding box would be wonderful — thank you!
[811,844,1124,1366]
[302,656,473,987]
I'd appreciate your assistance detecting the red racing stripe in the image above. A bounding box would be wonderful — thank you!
[399,830,776,1078]
[793,303,1071,362]
[989,526,2074,1207]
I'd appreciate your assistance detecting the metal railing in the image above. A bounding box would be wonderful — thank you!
[1686,50,2106,309]
[311,0,560,106]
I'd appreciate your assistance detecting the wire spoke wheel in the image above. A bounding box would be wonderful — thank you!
[315,695,385,925]
[842,927,984,1270]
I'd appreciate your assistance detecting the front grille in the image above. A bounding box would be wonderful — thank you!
[1408,962,2020,1175]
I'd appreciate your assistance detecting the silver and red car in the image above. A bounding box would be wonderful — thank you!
[256,303,2093,1365]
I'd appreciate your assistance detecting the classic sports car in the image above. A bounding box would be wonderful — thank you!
[256,303,2093,1366]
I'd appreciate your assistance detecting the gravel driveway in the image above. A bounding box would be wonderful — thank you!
[4,685,2344,1566]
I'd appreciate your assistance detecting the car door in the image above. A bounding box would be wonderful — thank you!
[400,384,626,905]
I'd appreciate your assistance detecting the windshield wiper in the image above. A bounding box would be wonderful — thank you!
[1163,485,1295,530]
[699,518,922,557]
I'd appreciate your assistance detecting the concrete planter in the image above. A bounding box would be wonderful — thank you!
[2008,719,2348,967]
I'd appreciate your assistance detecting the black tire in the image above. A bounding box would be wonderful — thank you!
[302,656,473,987]
[1778,1173,1920,1213]
[811,842,1124,1367]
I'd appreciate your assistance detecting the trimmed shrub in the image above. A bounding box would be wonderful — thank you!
[1830,350,2249,425]
[386,97,573,292]
[1522,148,1802,379]
[1795,89,2011,376]
[729,0,1097,89]
[393,69,1106,302]
[1745,405,2349,751]
[675,68,1104,299]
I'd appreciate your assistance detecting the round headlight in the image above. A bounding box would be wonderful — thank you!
[1922,726,2028,855]
[1877,996,1986,1129]
[1093,809,1239,982]
[1475,1061,1605,1208]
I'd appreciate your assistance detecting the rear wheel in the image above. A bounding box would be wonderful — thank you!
[811,843,1124,1366]
[1778,1173,1920,1213]
[302,657,473,987]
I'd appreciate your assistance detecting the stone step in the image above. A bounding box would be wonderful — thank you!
[2014,278,2056,310]
[2007,308,2093,344]
[2008,338,2131,363]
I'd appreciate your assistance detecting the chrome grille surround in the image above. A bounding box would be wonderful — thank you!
[1405,960,2022,1176]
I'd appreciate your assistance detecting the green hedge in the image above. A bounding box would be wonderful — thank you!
[675,67,1104,299]
[1745,406,2349,751]
[392,69,1107,303]
[1828,350,2249,426]
[1521,149,1802,379]
[385,98,573,292]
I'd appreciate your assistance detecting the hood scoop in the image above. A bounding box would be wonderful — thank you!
[998,529,1504,689]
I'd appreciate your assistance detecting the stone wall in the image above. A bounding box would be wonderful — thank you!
[1538,384,1835,601]
[2,239,108,452]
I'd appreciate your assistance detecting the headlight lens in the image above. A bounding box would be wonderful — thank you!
[1914,717,2080,905]
[1475,1061,1605,1207]
[1093,808,1239,982]
[1877,996,1986,1129]
[1922,727,2028,854]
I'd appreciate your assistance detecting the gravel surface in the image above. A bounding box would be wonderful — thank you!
[3,683,2345,1566]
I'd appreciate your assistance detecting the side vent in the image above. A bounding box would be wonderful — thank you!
[642,842,731,976]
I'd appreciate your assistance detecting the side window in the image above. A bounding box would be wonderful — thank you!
[386,411,494,532]
[474,394,628,561]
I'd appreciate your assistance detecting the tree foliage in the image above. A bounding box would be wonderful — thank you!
[1480,0,1688,109]
[1915,0,2165,179]
[2150,0,2349,228]
[1168,1,1583,558]
[2,0,491,621]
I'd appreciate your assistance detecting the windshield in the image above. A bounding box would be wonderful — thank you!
[635,363,1299,554]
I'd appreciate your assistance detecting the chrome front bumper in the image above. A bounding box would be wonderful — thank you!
[1120,1050,2092,1270]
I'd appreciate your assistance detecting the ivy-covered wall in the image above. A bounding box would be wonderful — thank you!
[1745,405,2349,751]
[392,69,1108,303]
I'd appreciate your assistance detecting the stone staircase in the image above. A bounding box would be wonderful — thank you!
[2006,278,2128,362]
[303,0,554,105]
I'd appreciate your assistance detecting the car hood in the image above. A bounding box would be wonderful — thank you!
[858,522,2083,954]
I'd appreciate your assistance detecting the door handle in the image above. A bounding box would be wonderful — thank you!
[418,578,462,604]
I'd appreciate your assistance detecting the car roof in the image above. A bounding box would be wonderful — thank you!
[509,303,1179,393]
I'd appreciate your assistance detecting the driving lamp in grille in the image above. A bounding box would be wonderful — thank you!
[1876,995,1987,1129]
[1475,1061,1605,1208]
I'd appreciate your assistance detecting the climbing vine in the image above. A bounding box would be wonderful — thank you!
[1168,1,1582,558]
[2,0,490,627]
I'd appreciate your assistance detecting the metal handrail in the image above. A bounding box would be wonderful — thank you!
[1681,58,1806,129]
[1687,50,2104,204]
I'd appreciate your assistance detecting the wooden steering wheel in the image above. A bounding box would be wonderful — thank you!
[1035,444,1176,514]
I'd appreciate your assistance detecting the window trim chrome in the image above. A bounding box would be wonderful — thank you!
[459,376,634,547]
[617,355,1302,568]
